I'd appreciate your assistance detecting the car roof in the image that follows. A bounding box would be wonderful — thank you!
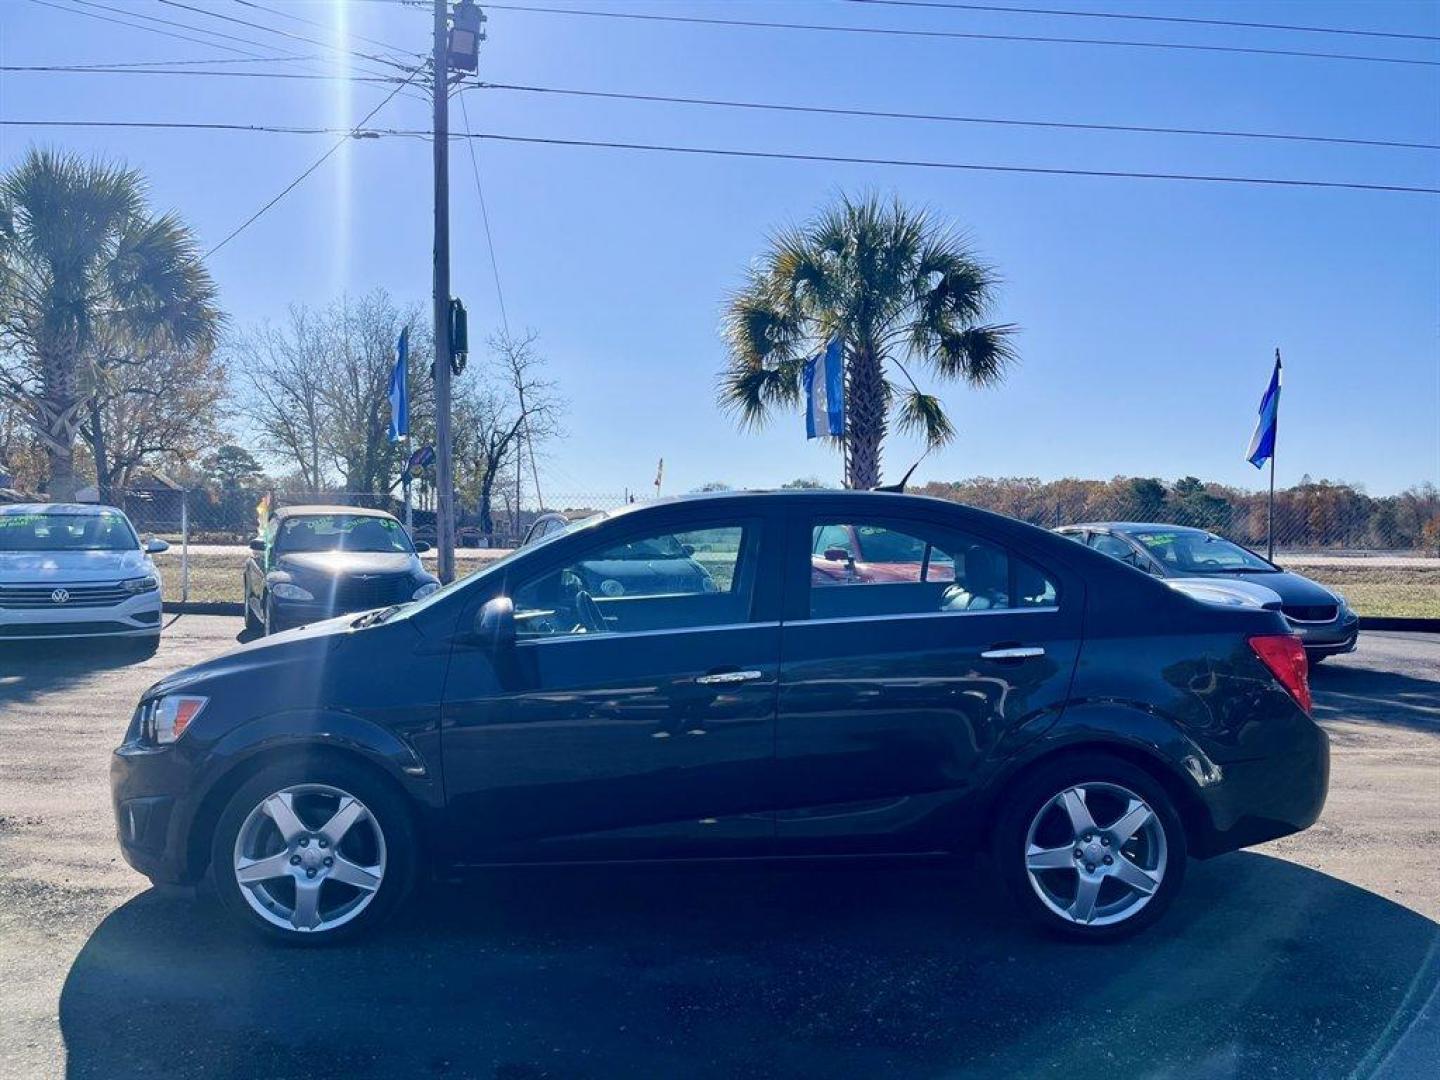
[271,505,397,521]
[1065,522,1212,536]
[0,503,129,516]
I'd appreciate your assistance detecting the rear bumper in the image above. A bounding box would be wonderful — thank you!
[0,590,162,640]
[1192,718,1330,857]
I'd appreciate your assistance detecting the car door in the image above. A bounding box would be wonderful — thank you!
[774,504,1084,854]
[440,506,783,863]
[243,518,275,617]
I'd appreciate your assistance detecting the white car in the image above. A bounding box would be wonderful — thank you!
[0,503,167,646]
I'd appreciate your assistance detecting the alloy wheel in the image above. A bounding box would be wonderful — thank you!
[231,783,387,934]
[1023,781,1168,928]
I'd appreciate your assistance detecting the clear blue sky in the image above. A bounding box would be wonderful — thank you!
[2,1,1437,498]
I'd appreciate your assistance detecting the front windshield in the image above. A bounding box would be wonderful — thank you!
[0,511,138,552]
[276,514,414,555]
[1130,530,1275,573]
[395,512,607,620]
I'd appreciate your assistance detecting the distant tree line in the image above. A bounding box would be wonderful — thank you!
[914,475,1440,553]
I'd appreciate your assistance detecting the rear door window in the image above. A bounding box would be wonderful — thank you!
[807,518,1056,620]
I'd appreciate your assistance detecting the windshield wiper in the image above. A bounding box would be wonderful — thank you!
[352,604,404,628]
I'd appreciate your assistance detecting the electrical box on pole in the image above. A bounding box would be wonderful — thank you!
[449,298,468,373]
[448,1,486,72]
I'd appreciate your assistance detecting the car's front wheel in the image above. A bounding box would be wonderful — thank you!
[995,754,1187,941]
[210,760,417,944]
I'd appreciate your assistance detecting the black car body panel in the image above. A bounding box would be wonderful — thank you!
[115,492,1328,890]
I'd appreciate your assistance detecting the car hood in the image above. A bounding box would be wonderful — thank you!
[0,548,153,582]
[1162,576,1284,611]
[143,613,387,700]
[272,551,420,578]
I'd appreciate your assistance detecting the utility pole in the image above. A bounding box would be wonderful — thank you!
[431,0,456,582]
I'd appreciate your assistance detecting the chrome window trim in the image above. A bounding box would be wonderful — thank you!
[516,619,781,645]
[794,606,1060,628]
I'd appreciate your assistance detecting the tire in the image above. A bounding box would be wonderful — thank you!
[994,753,1187,942]
[263,593,278,636]
[244,593,261,634]
[209,758,418,945]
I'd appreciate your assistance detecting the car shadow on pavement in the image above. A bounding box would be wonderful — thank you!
[0,639,157,706]
[60,852,1438,1080]
[1311,662,1440,734]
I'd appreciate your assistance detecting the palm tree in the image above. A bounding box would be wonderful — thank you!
[720,193,1018,489]
[0,149,219,500]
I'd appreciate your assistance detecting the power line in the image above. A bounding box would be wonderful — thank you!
[458,93,510,335]
[27,0,278,59]
[154,0,416,72]
[1,64,400,83]
[22,55,332,69]
[204,67,426,258]
[458,130,1440,195]
[472,80,1440,153]
[838,1,1440,44]
[65,0,311,61]
[479,3,1440,68]
[232,0,419,58]
[0,118,412,136]
[6,117,1434,195]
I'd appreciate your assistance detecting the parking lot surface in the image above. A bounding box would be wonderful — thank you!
[1,620,1436,1079]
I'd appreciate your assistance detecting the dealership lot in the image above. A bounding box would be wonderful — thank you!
[0,620,1436,1079]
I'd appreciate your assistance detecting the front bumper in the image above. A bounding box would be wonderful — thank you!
[0,589,162,640]
[112,739,202,884]
[1290,610,1360,658]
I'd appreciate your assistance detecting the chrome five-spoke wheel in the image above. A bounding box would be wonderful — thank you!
[232,784,387,934]
[1024,781,1167,928]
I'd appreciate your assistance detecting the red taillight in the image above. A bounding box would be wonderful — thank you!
[1249,634,1312,714]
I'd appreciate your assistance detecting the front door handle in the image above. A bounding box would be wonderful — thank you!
[696,669,764,685]
[980,646,1045,661]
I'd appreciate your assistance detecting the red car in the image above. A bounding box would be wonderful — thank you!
[811,522,956,585]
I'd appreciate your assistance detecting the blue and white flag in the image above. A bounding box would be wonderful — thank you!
[388,327,409,443]
[1245,349,1282,469]
[803,339,845,440]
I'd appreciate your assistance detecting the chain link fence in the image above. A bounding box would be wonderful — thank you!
[103,479,1437,612]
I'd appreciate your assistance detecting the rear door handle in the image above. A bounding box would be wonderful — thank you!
[696,669,764,685]
[980,646,1045,661]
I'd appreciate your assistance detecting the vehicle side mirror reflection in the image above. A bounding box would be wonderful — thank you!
[824,546,851,563]
[144,537,170,554]
[413,541,432,553]
[249,538,266,553]
[475,596,515,651]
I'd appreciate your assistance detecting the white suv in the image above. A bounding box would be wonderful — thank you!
[0,503,167,646]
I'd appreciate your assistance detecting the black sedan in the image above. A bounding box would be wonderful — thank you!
[242,506,439,635]
[116,491,1327,943]
[1055,522,1359,662]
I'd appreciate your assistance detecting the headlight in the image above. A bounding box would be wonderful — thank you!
[121,575,159,594]
[271,582,313,601]
[413,581,440,600]
[140,694,208,745]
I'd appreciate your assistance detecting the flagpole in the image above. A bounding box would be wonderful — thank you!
[1267,346,1279,561]
[1267,452,1275,562]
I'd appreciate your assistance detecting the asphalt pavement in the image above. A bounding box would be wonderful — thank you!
[0,621,1436,1080]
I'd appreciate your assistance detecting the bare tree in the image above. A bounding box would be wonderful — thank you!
[231,291,433,495]
[453,332,564,544]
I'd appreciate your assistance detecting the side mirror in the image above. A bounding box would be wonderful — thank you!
[144,537,170,554]
[474,596,515,651]
[413,541,432,553]
[249,538,266,553]
[824,546,851,563]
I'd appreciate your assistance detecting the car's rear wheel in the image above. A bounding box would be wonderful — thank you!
[994,754,1187,941]
[262,593,279,636]
[209,760,417,944]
